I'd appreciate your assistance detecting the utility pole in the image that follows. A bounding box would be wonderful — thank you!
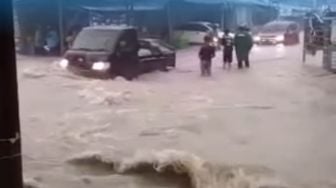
[220,2,225,30]
[58,0,65,55]
[0,0,24,188]
[167,0,173,42]
[125,0,134,26]
[129,0,134,26]
[313,0,318,9]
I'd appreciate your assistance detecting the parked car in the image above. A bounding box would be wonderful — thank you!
[174,22,222,47]
[253,21,300,45]
[200,22,224,39]
[60,26,176,80]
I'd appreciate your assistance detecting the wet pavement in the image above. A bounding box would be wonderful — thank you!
[18,44,336,188]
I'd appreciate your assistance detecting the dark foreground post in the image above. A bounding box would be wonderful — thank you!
[0,0,24,188]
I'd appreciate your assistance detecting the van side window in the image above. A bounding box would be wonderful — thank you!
[119,30,138,53]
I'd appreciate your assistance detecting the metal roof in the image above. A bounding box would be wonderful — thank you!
[264,20,296,26]
[15,0,270,7]
[82,0,169,11]
[14,0,125,7]
[184,0,270,6]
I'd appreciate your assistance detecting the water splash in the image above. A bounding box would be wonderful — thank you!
[67,150,290,188]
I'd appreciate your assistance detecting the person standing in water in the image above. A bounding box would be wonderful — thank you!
[234,26,253,69]
[199,35,216,76]
[222,29,234,69]
[34,25,45,55]
[45,26,60,55]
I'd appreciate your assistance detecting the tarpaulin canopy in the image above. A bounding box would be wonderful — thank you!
[82,0,170,11]
[184,0,269,6]
[14,0,270,7]
[14,0,124,8]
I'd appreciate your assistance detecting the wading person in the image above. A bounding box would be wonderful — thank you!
[222,29,234,69]
[34,25,45,55]
[45,26,59,55]
[199,35,216,76]
[234,26,253,69]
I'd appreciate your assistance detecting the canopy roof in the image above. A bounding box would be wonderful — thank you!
[184,0,270,6]
[15,0,271,8]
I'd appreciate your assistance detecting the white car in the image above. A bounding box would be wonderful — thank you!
[174,22,219,44]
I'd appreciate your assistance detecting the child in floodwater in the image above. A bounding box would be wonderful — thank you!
[222,29,234,69]
[199,35,216,76]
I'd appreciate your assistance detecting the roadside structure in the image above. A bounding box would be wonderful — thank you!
[14,0,277,55]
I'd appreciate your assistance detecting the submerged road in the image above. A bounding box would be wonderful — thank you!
[18,44,336,188]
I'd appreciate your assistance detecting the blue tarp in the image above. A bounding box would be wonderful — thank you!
[14,0,169,11]
[184,0,269,6]
[14,0,123,7]
[15,0,269,7]
[14,0,271,10]
[83,0,169,11]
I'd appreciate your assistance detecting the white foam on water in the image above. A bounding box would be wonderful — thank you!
[77,83,132,106]
[67,150,291,188]
[24,179,41,188]
[22,67,47,79]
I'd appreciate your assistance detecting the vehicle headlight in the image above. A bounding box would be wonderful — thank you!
[275,35,285,42]
[92,61,110,71]
[253,36,261,41]
[59,59,69,69]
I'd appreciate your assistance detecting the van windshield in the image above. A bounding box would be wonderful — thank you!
[72,29,119,51]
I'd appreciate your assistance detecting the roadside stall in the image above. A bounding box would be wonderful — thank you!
[81,0,170,39]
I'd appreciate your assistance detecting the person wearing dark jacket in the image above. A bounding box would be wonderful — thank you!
[222,29,234,69]
[234,26,253,69]
[199,35,216,76]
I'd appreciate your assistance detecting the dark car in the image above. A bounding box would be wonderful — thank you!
[60,26,176,80]
[254,21,300,45]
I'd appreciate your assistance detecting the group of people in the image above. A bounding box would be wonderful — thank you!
[198,26,254,76]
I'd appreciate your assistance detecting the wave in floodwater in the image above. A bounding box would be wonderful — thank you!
[67,150,290,188]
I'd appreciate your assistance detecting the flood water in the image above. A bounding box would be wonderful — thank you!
[19,46,336,188]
